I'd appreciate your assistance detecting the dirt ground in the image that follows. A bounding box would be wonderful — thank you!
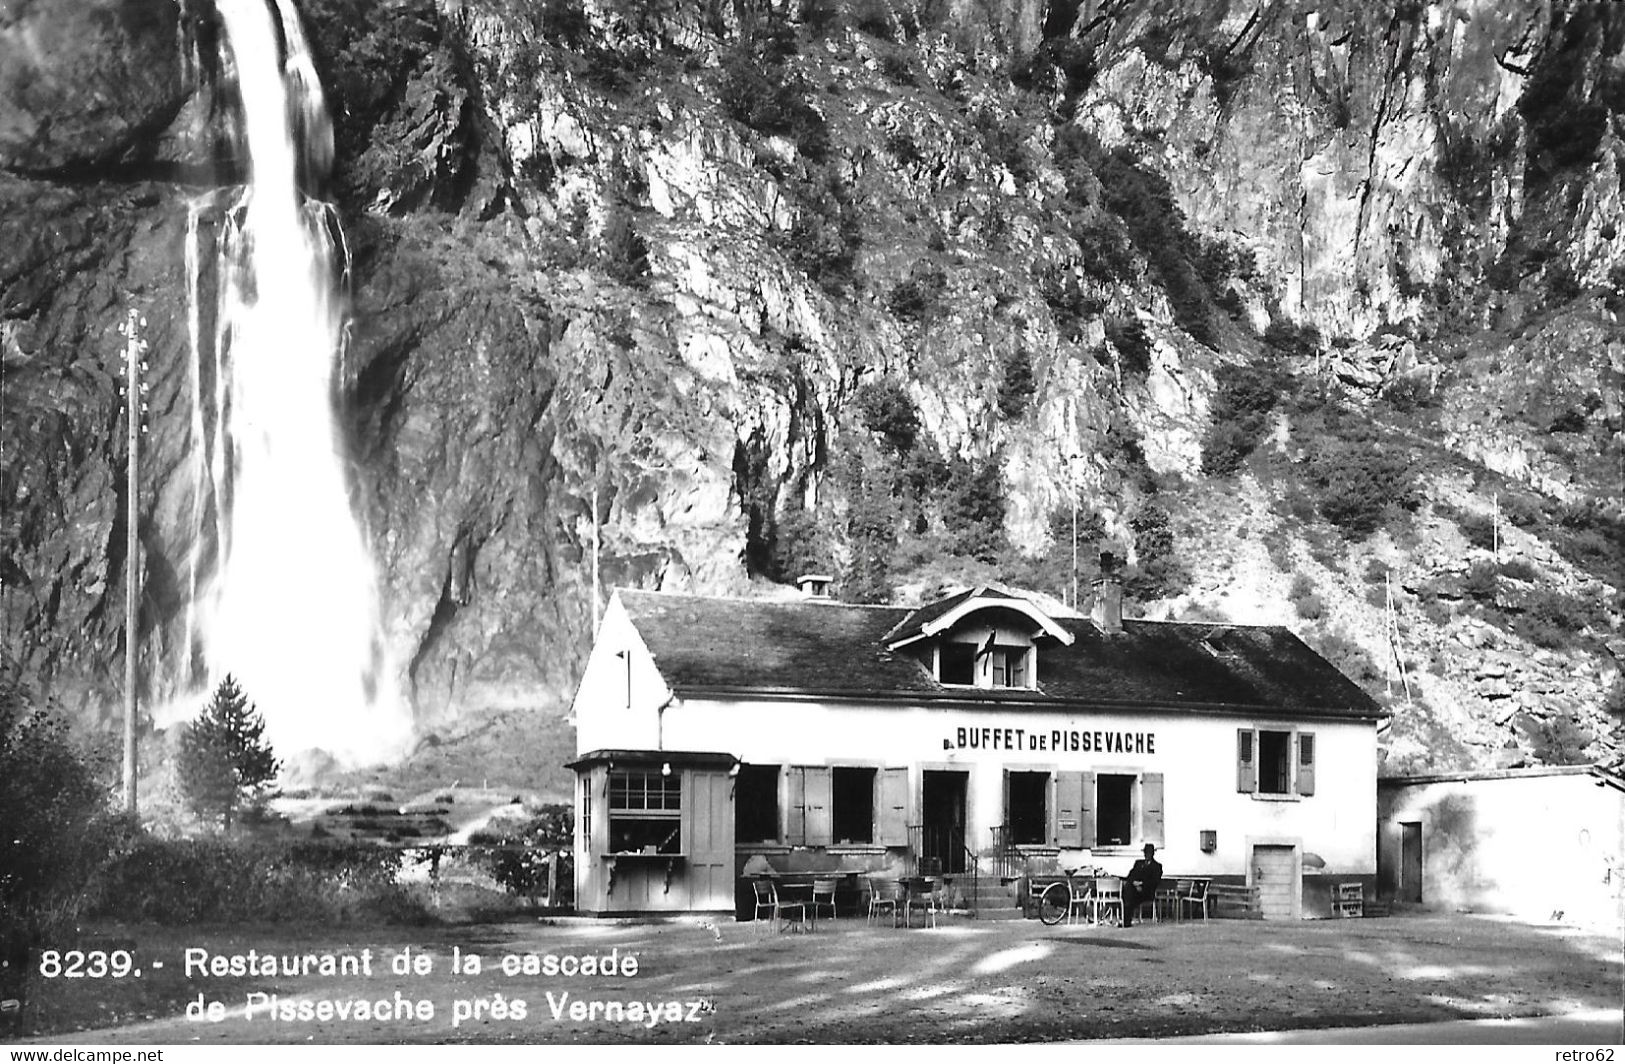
[11,911,1623,1044]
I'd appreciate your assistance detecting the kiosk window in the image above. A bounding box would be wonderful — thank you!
[609,769,682,854]
[832,767,876,843]
[736,764,780,843]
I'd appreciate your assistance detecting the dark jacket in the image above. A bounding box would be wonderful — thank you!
[1127,857,1162,892]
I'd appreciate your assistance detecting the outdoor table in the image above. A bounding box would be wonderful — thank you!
[748,871,862,926]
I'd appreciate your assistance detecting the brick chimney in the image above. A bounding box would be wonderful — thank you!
[1090,551,1123,634]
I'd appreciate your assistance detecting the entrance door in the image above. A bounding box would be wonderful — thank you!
[921,771,968,874]
[1251,844,1298,920]
[1400,821,1423,903]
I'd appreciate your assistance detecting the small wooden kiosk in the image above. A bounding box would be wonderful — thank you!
[569,749,737,915]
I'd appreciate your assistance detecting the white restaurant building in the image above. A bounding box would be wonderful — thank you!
[567,575,1386,920]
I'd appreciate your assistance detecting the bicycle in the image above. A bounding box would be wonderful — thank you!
[1037,866,1103,926]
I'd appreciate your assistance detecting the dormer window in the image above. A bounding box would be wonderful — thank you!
[991,645,1029,688]
[939,642,977,685]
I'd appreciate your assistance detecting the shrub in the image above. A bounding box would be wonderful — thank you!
[1301,418,1420,539]
[1454,509,1497,552]
[1463,560,1499,600]
[1498,558,1538,582]
[1263,318,1322,360]
[854,378,920,455]
[1105,318,1153,377]
[1,663,131,1000]
[87,838,431,926]
[996,346,1036,421]
[886,268,946,323]
[1126,503,1189,599]
[469,805,574,909]
[1201,361,1287,476]
[942,456,1008,564]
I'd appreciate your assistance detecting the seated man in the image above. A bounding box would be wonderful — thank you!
[1121,843,1162,928]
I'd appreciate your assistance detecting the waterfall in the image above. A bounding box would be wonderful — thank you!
[167,0,410,763]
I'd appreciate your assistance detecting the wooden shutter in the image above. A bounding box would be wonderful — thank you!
[1237,729,1256,793]
[1140,772,1164,846]
[1296,732,1316,796]
[1080,771,1097,848]
[786,767,807,844]
[803,766,832,847]
[879,767,908,845]
[1056,772,1085,847]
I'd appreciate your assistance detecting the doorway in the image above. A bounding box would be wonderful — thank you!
[1400,821,1423,903]
[921,770,968,874]
[1250,843,1299,920]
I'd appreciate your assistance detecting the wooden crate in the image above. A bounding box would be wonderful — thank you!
[1207,883,1262,919]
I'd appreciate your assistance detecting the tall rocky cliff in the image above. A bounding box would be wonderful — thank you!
[3,0,1621,792]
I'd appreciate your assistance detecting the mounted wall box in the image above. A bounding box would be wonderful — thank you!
[1200,830,1217,853]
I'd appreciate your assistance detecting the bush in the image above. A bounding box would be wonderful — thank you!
[996,346,1036,421]
[1105,318,1154,377]
[1126,503,1189,599]
[1,663,131,1000]
[942,456,1008,565]
[854,378,920,455]
[1301,418,1420,539]
[1201,361,1287,475]
[469,806,574,908]
[87,838,430,926]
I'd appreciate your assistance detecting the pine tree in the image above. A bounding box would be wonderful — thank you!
[178,676,279,832]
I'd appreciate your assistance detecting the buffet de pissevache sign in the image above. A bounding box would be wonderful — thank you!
[944,726,1157,754]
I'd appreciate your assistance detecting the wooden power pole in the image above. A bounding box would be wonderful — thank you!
[119,308,147,816]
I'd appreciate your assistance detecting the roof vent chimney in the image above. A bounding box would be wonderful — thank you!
[797,573,834,599]
[1090,551,1123,634]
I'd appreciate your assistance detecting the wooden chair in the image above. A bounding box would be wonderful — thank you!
[812,877,840,924]
[864,876,900,927]
[1178,878,1210,921]
[1091,875,1123,926]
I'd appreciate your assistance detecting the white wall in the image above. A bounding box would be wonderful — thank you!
[651,695,1378,879]
[571,596,674,753]
[1380,771,1625,933]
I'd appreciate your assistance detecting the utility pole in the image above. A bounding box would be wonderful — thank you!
[118,308,148,817]
[1066,453,1086,611]
[590,480,601,633]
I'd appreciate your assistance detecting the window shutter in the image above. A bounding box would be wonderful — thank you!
[1297,732,1316,796]
[1080,771,1097,848]
[1140,772,1164,846]
[1055,772,1085,847]
[803,766,832,847]
[879,767,908,845]
[786,767,807,845]
[1237,729,1256,793]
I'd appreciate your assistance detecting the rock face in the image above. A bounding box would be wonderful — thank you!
[1,0,1619,779]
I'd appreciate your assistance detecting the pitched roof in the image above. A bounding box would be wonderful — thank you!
[615,589,1385,721]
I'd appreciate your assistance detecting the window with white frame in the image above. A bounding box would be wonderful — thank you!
[1236,728,1316,796]
[608,769,682,854]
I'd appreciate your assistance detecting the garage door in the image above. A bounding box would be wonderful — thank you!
[1251,844,1298,920]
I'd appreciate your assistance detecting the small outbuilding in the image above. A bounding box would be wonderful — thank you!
[1377,764,1625,931]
